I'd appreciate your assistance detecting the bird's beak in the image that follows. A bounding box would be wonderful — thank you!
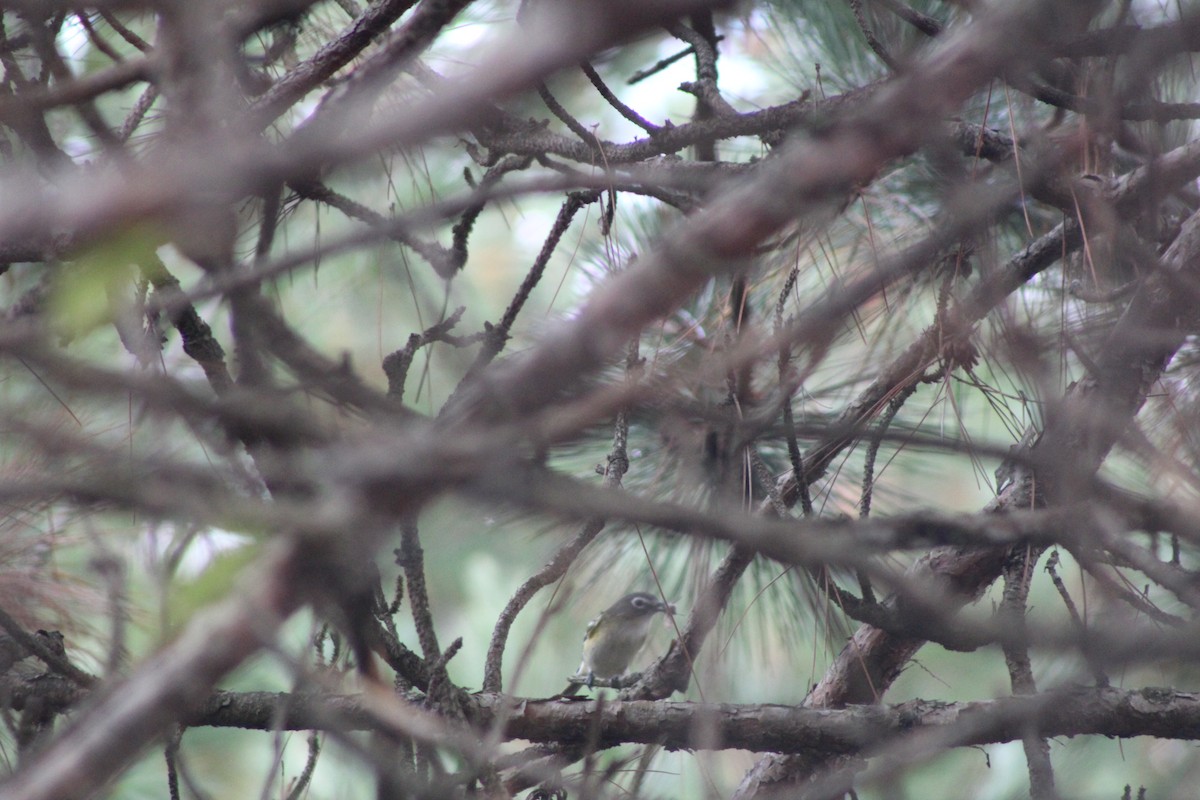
[660,601,677,615]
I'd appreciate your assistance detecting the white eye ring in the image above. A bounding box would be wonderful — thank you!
[632,596,649,609]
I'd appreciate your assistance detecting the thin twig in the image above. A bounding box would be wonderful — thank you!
[1044,551,1109,687]
[0,605,94,687]
[1000,544,1059,800]
[872,0,942,37]
[581,62,661,134]
[627,41,719,85]
[482,338,641,693]
[847,0,898,70]
[537,82,603,151]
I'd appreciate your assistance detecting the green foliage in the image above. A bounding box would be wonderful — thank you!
[50,228,161,338]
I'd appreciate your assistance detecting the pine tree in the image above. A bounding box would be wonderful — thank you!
[0,1,1198,798]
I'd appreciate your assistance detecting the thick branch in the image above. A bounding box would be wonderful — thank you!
[16,683,1199,757]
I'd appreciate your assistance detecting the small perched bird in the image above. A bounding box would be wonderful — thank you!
[562,592,675,696]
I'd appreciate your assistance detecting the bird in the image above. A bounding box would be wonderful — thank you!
[561,592,675,697]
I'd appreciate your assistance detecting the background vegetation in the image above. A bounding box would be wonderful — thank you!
[0,0,1199,798]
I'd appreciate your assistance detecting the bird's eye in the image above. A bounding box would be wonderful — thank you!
[632,596,648,609]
